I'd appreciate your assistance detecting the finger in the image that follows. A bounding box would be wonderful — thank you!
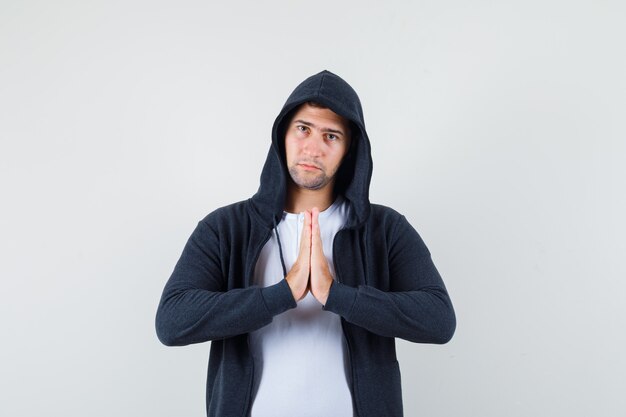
[305,210,312,237]
[311,207,319,230]
[302,210,312,251]
[311,207,321,250]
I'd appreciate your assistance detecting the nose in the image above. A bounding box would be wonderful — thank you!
[302,132,324,157]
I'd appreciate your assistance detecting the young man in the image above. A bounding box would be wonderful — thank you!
[155,70,456,417]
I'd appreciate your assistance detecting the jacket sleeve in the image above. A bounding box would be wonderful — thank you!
[155,219,297,346]
[323,215,456,344]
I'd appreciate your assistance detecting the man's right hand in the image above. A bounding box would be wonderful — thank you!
[285,210,311,302]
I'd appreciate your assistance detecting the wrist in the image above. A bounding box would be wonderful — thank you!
[319,280,333,306]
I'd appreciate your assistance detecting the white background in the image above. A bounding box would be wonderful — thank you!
[1,1,624,416]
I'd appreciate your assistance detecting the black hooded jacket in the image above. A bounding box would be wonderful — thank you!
[156,70,456,417]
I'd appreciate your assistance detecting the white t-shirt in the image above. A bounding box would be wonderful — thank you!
[248,195,354,417]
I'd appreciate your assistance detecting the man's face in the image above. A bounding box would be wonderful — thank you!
[284,103,352,191]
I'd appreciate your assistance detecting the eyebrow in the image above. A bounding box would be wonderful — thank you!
[292,119,345,136]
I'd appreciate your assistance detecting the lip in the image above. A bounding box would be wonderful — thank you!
[298,163,321,171]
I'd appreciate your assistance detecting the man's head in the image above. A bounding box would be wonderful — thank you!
[284,101,352,191]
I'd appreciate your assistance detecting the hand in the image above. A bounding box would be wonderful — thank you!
[285,210,311,302]
[309,207,334,305]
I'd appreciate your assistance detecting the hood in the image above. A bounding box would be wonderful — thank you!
[250,70,373,229]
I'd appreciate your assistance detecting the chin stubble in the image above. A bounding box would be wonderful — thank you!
[288,165,330,190]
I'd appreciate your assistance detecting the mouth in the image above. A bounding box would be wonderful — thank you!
[298,163,321,171]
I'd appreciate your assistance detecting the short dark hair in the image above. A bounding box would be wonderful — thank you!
[305,100,328,109]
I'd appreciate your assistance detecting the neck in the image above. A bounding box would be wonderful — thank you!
[284,180,337,214]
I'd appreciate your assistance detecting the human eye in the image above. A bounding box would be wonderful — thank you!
[326,133,338,141]
[296,125,309,133]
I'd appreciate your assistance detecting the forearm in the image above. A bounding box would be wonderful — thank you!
[155,219,297,346]
[323,214,456,343]
[156,278,296,346]
[323,280,455,344]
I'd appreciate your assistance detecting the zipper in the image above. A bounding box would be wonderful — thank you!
[332,227,361,417]
[242,212,361,416]
[242,227,273,417]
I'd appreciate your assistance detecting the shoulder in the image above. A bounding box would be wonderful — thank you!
[369,203,432,257]
[360,203,406,243]
[186,199,255,247]
[367,203,427,245]
[369,203,403,220]
[368,203,405,230]
[198,199,252,228]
